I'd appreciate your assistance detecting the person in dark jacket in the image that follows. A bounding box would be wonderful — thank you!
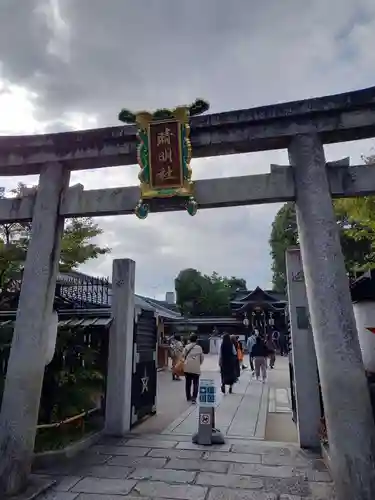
[251,336,269,382]
[279,331,288,356]
[219,333,237,394]
[266,333,276,369]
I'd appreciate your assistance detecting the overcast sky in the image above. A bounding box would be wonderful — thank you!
[0,0,375,299]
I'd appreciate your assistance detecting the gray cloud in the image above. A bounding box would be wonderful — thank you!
[1,0,375,297]
[2,0,375,123]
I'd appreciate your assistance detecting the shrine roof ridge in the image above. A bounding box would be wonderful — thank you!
[0,86,375,175]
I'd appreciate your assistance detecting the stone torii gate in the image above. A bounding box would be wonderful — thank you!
[1,88,375,499]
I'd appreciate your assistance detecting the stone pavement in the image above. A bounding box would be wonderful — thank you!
[268,387,292,414]
[162,356,268,439]
[266,356,293,415]
[34,355,336,499]
[35,435,335,499]
[265,357,297,444]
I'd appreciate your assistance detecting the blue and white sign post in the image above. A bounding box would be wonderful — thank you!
[199,379,216,407]
[192,378,225,445]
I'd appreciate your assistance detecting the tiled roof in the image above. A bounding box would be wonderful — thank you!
[0,316,112,330]
[231,286,287,304]
[137,295,181,316]
[58,272,181,319]
[163,316,240,325]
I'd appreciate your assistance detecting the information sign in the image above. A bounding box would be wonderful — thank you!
[199,379,217,407]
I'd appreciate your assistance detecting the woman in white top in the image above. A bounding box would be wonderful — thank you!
[183,333,204,403]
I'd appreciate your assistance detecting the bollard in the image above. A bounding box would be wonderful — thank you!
[192,378,225,445]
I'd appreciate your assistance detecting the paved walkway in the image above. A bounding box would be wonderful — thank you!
[162,355,268,439]
[35,355,336,499]
[265,358,297,444]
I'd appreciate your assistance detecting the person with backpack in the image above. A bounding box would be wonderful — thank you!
[183,334,204,403]
[246,331,257,375]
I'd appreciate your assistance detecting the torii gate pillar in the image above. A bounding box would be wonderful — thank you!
[289,133,375,500]
[0,163,69,496]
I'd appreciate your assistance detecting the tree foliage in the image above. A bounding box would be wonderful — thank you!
[0,183,110,302]
[269,203,298,293]
[175,268,247,316]
[0,184,111,428]
[269,154,375,292]
[59,217,110,272]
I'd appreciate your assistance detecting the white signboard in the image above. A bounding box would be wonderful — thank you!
[199,378,217,407]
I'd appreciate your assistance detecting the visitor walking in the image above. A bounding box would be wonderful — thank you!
[170,335,184,381]
[183,333,204,404]
[266,333,276,369]
[279,331,287,356]
[230,335,241,380]
[251,336,268,382]
[272,330,280,352]
[236,336,247,370]
[281,331,289,356]
[246,331,257,374]
[219,333,237,394]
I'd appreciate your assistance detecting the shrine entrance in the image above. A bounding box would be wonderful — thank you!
[1,88,375,498]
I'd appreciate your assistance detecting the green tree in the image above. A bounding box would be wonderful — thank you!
[269,203,298,293]
[59,217,110,272]
[201,272,231,316]
[226,276,247,291]
[269,154,375,292]
[175,269,246,316]
[334,154,375,245]
[0,183,110,303]
[334,199,375,274]
[175,268,210,316]
[0,184,111,423]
